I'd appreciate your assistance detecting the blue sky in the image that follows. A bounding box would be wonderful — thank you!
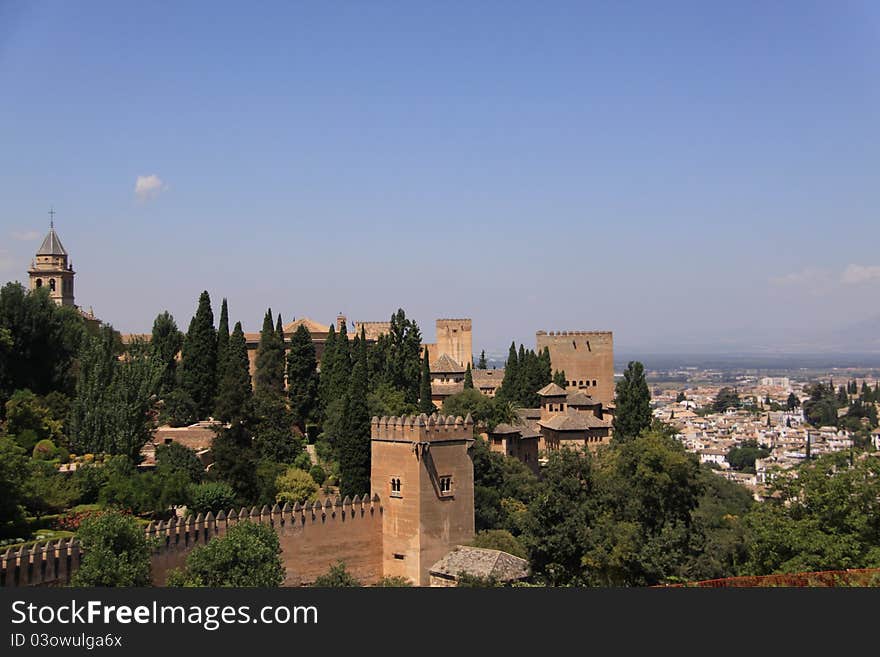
[1,1,878,354]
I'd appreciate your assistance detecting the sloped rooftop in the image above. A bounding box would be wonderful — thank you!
[429,545,530,583]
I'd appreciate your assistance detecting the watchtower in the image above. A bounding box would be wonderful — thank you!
[370,413,475,585]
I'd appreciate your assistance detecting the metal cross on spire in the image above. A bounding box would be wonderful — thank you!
[48,207,56,229]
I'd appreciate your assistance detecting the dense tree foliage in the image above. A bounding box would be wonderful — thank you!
[727,439,770,473]
[71,512,152,586]
[187,481,237,515]
[802,382,839,427]
[0,283,85,414]
[743,452,880,574]
[367,309,422,405]
[712,387,741,413]
[69,333,162,460]
[274,467,320,505]
[254,309,285,395]
[253,391,301,463]
[150,311,183,398]
[286,324,319,432]
[211,421,259,504]
[0,436,29,536]
[442,389,515,431]
[214,321,252,423]
[156,442,204,484]
[3,389,64,453]
[167,521,284,587]
[496,343,551,408]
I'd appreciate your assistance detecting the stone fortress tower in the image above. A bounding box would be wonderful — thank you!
[371,413,475,585]
[536,330,614,406]
[28,217,75,307]
[434,318,473,368]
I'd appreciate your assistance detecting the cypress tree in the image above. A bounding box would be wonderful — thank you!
[215,322,253,423]
[253,390,300,463]
[339,329,370,497]
[464,363,474,389]
[613,361,652,442]
[276,313,284,343]
[553,369,567,388]
[287,324,319,432]
[150,311,183,397]
[318,324,337,416]
[216,299,230,383]
[419,347,434,414]
[497,342,519,403]
[321,323,352,443]
[180,291,218,419]
[478,350,487,370]
[255,309,284,395]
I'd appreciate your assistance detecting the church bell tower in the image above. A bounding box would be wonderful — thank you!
[28,210,75,307]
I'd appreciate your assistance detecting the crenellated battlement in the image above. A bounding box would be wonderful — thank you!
[371,412,474,443]
[537,330,612,337]
[1,495,383,588]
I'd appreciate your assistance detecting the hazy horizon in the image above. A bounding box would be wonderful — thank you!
[2,3,878,354]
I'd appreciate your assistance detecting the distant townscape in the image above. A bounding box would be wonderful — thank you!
[2,221,879,588]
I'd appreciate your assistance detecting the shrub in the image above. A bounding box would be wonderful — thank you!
[373,576,413,587]
[187,482,236,515]
[312,561,360,587]
[32,439,59,460]
[293,451,313,470]
[308,465,327,486]
[166,521,284,587]
[470,529,528,559]
[71,511,151,586]
[275,467,319,506]
[314,438,334,464]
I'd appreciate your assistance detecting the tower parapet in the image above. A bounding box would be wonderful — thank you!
[371,412,475,585]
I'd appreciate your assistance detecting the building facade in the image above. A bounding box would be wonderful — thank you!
[536,330,614,406]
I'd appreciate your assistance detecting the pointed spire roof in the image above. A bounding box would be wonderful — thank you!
[37,225,67,256]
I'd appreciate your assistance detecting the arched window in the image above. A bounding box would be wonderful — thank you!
[35,278,42,288]
[49,279,56,292]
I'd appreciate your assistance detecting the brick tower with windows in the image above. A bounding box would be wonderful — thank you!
[371,413,475,585]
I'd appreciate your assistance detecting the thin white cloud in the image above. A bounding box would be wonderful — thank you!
[841,264,880,285]
[11,230,42,241]
[770,268,825,286]
[134,174,166,201]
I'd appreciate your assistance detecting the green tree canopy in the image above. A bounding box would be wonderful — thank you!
[167,521,285,587]
[69,333,162,460]
[71,512,152,586]
[214,321,253,423]
[274,467,320,506]
[0,283,86,412]
[150,311,183,398]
